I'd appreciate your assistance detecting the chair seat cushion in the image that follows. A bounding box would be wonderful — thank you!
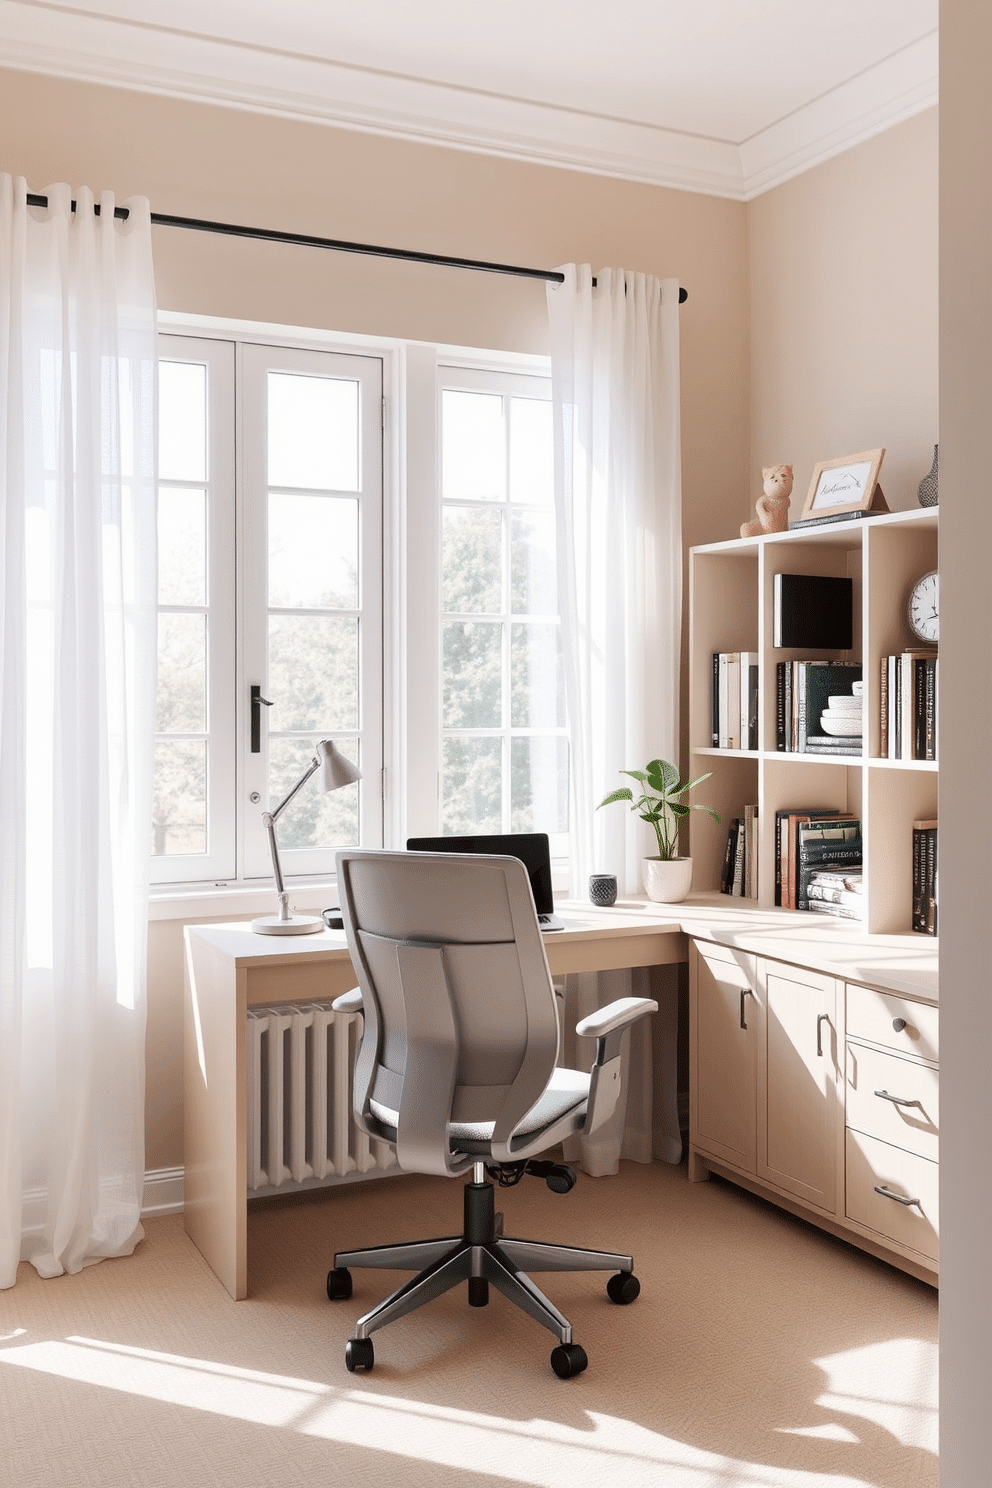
[370,1066,591,1154]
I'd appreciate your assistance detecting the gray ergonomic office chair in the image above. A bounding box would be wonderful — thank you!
[326,848,657,1379]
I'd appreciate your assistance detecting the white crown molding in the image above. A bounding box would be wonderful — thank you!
[0,3,937,200]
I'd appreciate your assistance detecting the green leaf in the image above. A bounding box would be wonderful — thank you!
[645,759,680,792]
[598,786,634,808]
[621,769,649,785]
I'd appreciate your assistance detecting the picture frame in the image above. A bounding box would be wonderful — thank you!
[800,448,888,520]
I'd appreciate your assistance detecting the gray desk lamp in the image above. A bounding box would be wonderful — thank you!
[251,739,361,935]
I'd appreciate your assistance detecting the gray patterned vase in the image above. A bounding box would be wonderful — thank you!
[917,444,938,508]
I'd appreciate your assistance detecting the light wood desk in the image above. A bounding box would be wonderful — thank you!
[183,901,689,1299]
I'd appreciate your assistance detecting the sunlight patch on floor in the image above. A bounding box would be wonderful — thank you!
[0,1332,931,1488]
[814,1338,938,1454]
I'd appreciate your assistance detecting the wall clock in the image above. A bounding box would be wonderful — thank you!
[908,570,939,644]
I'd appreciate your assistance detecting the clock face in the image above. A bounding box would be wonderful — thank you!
[908,570,939,644]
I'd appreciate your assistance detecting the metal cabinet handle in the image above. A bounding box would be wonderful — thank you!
[816,1012,829,1058]
[874,1185,921,1208]
[874,1088,923,1110]
[740,989,751,1030]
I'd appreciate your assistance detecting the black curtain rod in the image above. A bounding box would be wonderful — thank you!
[24,192,688,302]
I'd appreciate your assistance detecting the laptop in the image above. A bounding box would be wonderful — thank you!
[405,831,565,931]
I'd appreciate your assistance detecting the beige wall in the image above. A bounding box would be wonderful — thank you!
[749,109,938,520]
[0,67,750,1174]
[938,1,992,1480]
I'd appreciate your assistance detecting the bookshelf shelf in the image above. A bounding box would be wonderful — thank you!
[689,507,938,938]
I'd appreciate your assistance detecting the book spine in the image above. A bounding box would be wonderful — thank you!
[720,821,737,893]
[926,827,938,936]
[914,657,927,761]
[745,658,759,751]
[787,510,871,530]
[912,826,926,932]
[731,820,746,896]
[806,900,864,920]
[796,845,863,910]
[783,662,794,752]
[718,653,729,749]
[796,661,810,752]
[712,652,720,747]
[879,654,888,758]
[893,657,902,760]
[776,663,786,751]
[901,653,914,763]
[807,884,865,908]
[773,573,782,647]
[924,657,936,761]
[774,811,785,905]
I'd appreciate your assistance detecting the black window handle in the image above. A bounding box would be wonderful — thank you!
[250,684,273,753]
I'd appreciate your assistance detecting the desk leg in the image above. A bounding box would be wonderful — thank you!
[183,934,248,1299]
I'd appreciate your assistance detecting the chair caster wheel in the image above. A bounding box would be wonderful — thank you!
[327,1267,353,1301]
[607,1270,640,1305]
[550,1342,588,1379]
[345,1337,374,1373]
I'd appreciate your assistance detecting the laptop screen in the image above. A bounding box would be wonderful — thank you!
[405,832,555,917]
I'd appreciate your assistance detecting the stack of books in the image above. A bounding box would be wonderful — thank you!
[775,661,862,754]
[720,803,758,898]
[912,819,938,935]
[774,808,862,910]
[880,651,938,760]
[806,867,864,921]
[711,652,758,749]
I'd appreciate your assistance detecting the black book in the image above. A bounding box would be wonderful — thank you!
[776,662,786,751]
[783,661,794,750]
[773,573,854,650]
[788,509,873,531]
[721,820,739,893]
[924,658,937,761]
[712,652,720,748]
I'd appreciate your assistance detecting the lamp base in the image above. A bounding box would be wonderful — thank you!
[251,913,326,936]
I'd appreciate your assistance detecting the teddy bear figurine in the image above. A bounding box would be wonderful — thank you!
[741,464,793,538]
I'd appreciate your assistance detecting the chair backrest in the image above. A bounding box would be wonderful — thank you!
[336,849,560,1176]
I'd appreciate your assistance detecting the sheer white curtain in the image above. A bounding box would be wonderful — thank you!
[0,179,157,1287]
[548,264,683,1169]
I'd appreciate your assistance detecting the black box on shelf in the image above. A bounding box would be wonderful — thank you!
[773,573,853,650]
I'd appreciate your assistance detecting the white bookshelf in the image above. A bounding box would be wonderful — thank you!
[689,507,938,935]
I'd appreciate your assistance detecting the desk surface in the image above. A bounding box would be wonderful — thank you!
[189,891,937,1003]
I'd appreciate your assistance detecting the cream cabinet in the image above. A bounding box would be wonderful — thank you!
[688,938,938,1285]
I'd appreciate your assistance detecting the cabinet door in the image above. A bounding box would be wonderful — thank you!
[758,960,842,1213]
[690,940,759,1173]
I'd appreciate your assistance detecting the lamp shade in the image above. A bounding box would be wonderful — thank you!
[318,739,362,792]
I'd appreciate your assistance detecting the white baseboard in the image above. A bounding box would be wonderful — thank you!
[142,1166,185,1217]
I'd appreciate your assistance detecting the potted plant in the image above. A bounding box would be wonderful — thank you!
[598,759,720,903]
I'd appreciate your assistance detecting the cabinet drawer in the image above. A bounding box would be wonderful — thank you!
[846,1129,939,1262]
[846,984,938,1063]
[846,1042,939,1162]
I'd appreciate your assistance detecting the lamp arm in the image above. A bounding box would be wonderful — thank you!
[268,754,321,823]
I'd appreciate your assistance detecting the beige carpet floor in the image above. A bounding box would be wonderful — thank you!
[0,1160,937,1488]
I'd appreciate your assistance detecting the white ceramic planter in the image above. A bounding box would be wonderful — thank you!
[642,856,694,903]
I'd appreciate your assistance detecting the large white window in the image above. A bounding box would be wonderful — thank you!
[438,368,567,855]
[152,330,565,893]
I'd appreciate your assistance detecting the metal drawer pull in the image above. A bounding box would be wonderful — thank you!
[816,1012,829,1057]
[874,1088,923,1109]
[874,1185,921,1208]
[740,989,751,1030]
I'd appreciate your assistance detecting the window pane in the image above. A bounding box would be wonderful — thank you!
[511,623,564,728]
[268,616,358,732]
[510,510,556,615]
[159,361,206,482]
[268,494,358,609]
[442,507,501,615]
[511,736,568,835]
[442,737,502,834]
[268,737,360,850]
[152,740,206,855]
[442,621,502,729]
[158,488,206,606]
[267,373,359,491]
[509,397,553,506]
[442,390,503,501]
[156,613,206,732]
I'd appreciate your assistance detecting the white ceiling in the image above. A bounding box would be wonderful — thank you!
[0,0,938,198]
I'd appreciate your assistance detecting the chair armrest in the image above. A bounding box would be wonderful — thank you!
[575,996,657,1041]
[331,987,364,1014]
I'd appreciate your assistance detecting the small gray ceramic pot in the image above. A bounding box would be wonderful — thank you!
[589,873,618,907]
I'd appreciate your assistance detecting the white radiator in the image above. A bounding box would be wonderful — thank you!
[246,1002,398,1195]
